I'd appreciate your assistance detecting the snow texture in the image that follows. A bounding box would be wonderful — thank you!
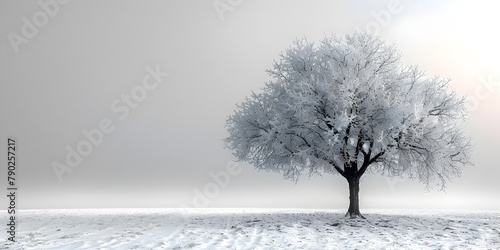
[2,208,499,249]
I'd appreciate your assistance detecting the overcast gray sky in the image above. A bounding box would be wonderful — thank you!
[1,0,499,210]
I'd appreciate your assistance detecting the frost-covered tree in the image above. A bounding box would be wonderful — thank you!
[225,32,472,218]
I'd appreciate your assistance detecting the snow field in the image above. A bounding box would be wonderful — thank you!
[1,208,499,249]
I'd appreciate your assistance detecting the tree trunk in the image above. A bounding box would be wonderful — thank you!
[345,177,365,219]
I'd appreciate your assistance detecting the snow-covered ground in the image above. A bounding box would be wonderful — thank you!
[1,208,499,249]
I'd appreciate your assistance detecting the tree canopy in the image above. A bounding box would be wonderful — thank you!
[225,32,472,217]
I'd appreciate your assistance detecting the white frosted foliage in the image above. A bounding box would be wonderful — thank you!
[225,32,472,189]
